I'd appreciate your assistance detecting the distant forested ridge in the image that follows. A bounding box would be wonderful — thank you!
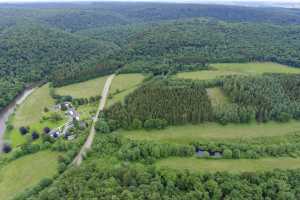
[1,2,300,111]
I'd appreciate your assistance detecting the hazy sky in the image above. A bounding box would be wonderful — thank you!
[0,0,299,3]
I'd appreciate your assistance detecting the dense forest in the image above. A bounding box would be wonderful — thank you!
[222,74,300,122]
[24,135,300,200]
[105,79,213,129]
[1,2,300,111]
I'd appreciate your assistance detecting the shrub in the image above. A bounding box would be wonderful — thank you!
[19,126,29,135]
[32,131,40,140]
[131,118,142,129]
[44,107,49,112]
[203,151,210,158]
[144,118,168,130]
[6,124,14,131]
[246,150,258,159]
[39,178,53,188]
[107,119,119,131]
[276,112,291,122]
[2,144,12,153]
[144,119,156,130]
[232,149,241,159]
[95,120,110,133]
[223,149,233,159]
[49,113,63,122]
[43,127,51,134]
[58,163,67,174]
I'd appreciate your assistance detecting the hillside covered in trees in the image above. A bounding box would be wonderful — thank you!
[1,2,300,111]
[2,2,300,200]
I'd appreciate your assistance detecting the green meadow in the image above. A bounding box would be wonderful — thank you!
[121,121,300,144]
[176,62,300,80]
[0,151,59,200]
[55,76,108,98]
[156,157,300,173]
[106,73,145,108]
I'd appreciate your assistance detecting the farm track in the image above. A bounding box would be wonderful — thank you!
[72,74,115,166]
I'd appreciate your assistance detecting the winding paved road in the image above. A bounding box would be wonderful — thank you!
[73,74,115,166]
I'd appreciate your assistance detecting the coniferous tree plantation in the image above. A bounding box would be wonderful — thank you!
[222,74,300,122]
[105,79,213,128]
[2,2,300,200]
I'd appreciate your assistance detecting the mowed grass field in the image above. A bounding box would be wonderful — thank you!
[176,70,240,80]
[55,76,108,98]
[106,73,145,108]
[14,84,54,127]
[176,62,300,80]
[156,157,300,173]
[0,151,59,200]
[212,62,300,74]
[121,121,300,144]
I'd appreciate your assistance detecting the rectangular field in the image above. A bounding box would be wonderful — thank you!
[176,62,300,80]
[156,157,300,173]
[176,70,239,80]
[121,121,300,144]
[212,62,300,74]
[55,76,108,98]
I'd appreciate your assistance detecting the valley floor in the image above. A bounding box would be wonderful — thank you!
[121,121,300,144]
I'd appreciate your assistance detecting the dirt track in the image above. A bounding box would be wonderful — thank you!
[72,74,115,166]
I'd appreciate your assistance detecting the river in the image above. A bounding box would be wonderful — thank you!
[0,88,35,148]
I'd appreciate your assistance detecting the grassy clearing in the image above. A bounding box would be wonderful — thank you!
[107,86,139,108]
[109,73,145,94]
[156,157,300,173]
[121,121,300,144]
[176,62,300,80]
[55,76,108,98]
[176,70,239,80]
[0,151,59,200]
[207,87,229,106]
[13,84,54,127]
[212,62,300,74]
[106,73,145,107]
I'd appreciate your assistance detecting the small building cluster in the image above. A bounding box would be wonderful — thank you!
[49,102,80,140]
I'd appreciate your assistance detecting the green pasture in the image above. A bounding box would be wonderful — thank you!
[121,121,300,144]
[107,73,145,107]
[176,62,300,80]
[13,84,54,127]
[212,62,300,74]
[0,151,59,200]
[55,76,108,98]
[156,157,300,173]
